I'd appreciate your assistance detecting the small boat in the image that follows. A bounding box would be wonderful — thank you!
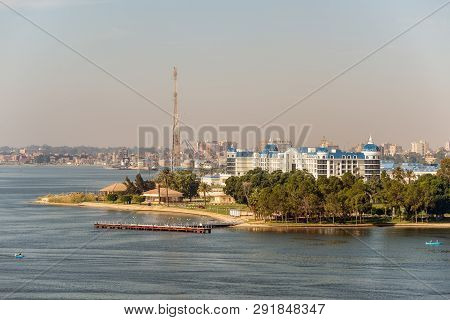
[425,240,442,246]
[15,253,25,259]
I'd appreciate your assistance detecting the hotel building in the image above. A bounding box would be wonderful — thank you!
[227,137,381,180]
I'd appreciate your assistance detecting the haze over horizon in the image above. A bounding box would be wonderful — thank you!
[1,0,449,150]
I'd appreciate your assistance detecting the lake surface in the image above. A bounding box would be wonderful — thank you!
[0,166,449,299]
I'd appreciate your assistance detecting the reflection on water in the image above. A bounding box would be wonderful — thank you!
[242,226,371,237]
[0,166,449,299]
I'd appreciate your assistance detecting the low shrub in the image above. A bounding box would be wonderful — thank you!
[106,193,118,202]
[118,195,132,204]
[46,192,96,204]
[132,195,145,204]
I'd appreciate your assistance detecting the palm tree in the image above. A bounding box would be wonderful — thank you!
[157,168,172,206]
[198,182,211,207]
[405,170,415,184]
[158,183,161,204]
[392,167,405,182]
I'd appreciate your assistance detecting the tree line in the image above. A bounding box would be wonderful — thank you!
[224,159,450,223]
[122,169,211,206]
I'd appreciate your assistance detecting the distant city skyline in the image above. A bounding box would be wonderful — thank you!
[1,136,449,153]
[1,0,449,149]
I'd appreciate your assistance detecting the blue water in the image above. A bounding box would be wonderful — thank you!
[0,166,449,299]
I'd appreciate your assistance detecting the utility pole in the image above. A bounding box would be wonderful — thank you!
[171,66,181,171]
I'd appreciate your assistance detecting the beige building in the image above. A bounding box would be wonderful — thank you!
[200,174,232,186]
[99,183,127,195]
[389,144,403,156]
[201,191,235,204]
[411,140,429,155]
[142,188,183,203]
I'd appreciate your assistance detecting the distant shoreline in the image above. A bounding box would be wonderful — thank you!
[34,199,450,230]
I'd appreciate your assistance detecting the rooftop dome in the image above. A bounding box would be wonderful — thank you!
[362,135,380,152]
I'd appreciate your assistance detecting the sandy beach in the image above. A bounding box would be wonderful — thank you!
[35,199,244,224]
[35,199,450,229]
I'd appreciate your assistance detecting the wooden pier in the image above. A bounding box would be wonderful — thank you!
[94,222,212,234]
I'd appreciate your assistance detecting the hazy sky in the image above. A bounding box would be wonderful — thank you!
[1,0,449,149]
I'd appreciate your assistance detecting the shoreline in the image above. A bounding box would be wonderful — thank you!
[34,200,450,230]
[234,222,450,229]
[34,200,243,224]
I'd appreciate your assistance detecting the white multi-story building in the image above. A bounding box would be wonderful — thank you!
[201,174,232,186]
[411,140,429,155]
[227,137,381,180]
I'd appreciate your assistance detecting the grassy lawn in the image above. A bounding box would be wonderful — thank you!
[182,203,248,215]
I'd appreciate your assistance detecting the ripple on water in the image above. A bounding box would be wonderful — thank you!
[0,166,449,299]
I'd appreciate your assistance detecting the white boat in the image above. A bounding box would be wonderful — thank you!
[425,240,442,246]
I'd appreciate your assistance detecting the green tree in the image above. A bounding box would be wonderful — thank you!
[404,170,415,184]
[386,179,406,220]
[124,176,138,194]
[135,173,155,193]
[132,195,145,204]
[302,193,322,223]
[392,167,405,182]
[156,168,174,206]
[253,187,274,221]
[118,194,132,204]
[270,184,291,222]
[404,182,422,223]
[345,179,371,223]
[198,182,212,207]
[124,173,155,194]
[242,181,252,206]
[224,176,246,204]
[106,193,118,202]
[286,170,315,222]
[341,172,357,189]
[378,171,392,217]
[416,174,449,219]
[172,171,200,201]
[437,158,450,181]
[324,193,343,224]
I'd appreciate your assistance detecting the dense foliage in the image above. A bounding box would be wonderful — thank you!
[123,170,201,202]
[154,169,201,201]
[117,195,132,204]
[106,193,118,202]
[124,173,155,194]
[224,159,450,223]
